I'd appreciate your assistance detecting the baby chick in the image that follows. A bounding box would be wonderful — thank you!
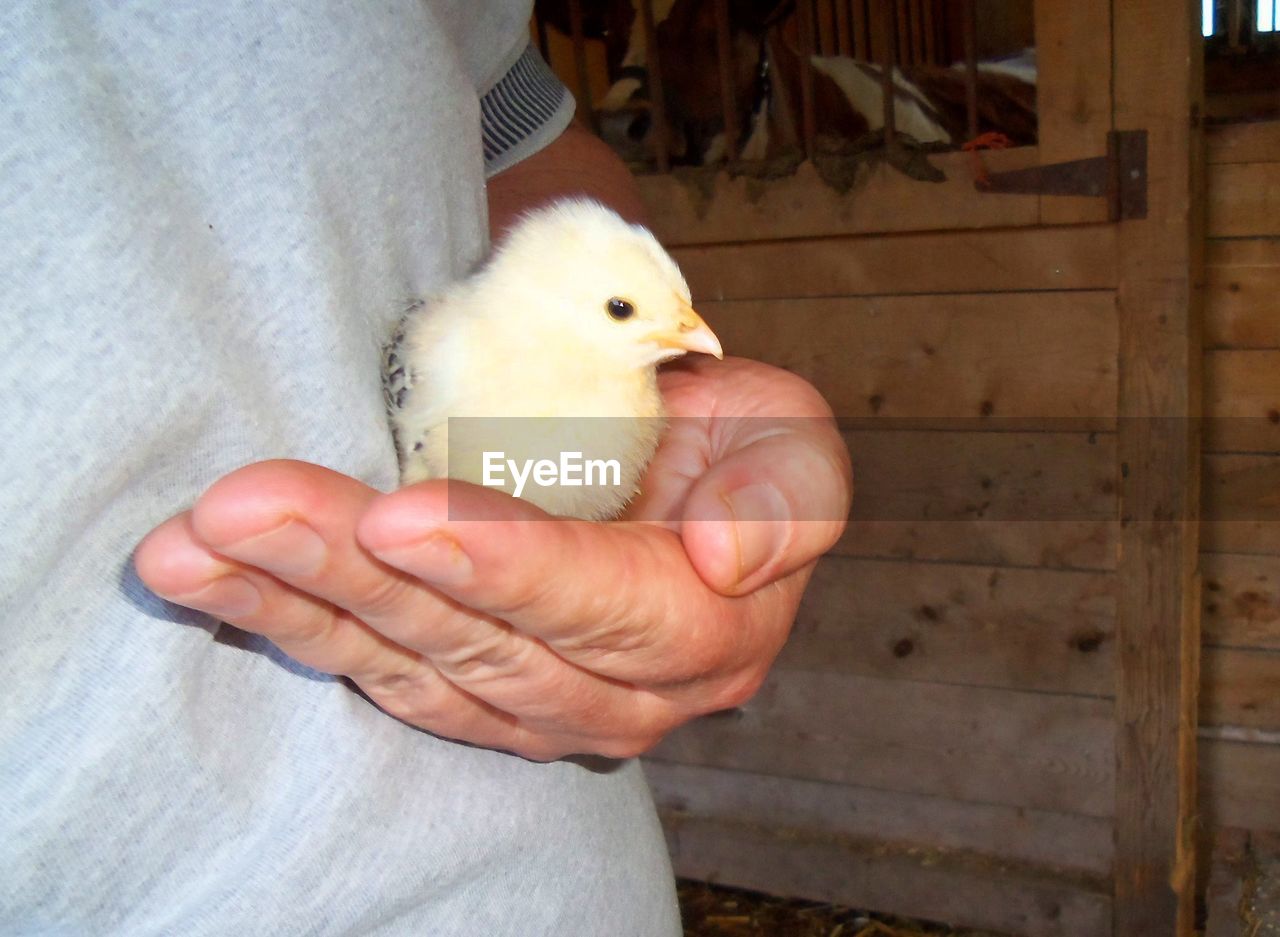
[383,198,723,520]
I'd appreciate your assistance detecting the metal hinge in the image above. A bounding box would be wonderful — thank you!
[974,129,1148,221]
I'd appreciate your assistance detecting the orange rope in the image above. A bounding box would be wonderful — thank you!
[961,130,1012,187]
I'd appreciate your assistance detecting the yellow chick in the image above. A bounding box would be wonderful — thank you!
[383,198,723,520]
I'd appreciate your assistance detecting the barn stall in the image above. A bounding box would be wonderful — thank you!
[539,2,1280,935]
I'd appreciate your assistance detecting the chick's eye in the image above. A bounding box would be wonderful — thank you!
[606,297,635,321]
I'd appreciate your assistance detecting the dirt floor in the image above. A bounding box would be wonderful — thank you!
[677,880,1010,937]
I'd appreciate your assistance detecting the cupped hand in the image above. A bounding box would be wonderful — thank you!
[134,357,852,760]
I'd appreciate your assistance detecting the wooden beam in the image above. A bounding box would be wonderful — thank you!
[673,225,1119,300]
[650,671,1116,817]
[786,555,1116,696]
[1111,1,1204,933]
[1032,0,1113,224]
[637,146,1042,245]
[700,291,1118,426]
[1209,161,1280,237]
[1205,239,1280,349]
[657,811,1112,937]
[644,760,1115,878]
[1202,552,1280,650]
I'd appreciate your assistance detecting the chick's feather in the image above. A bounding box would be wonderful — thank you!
[383,199,722,520]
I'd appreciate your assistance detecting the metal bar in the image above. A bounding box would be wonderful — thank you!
[854,0,871,58]
[962,0,978,140]
[567,0,597,134]
[896,0,910,66]
[880,0,897,148]
[921,0,936,64]
[836,0,853,56]
[713,0,739,161]
[908,0,924,65]
[797,0,817,159]
[638,0,670,171]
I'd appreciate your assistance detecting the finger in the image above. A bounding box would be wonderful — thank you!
[679,415,852,596]
[134,507,636,759]
[183,460,673,740]
[356,481,747,686]
[135,510,424,682]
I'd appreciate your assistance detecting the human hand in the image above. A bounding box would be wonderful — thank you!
[134,357,851,760]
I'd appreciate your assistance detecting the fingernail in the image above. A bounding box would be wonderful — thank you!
[223,520,327,577]
[723,483,791,584]
[175,576,262,619]
[371,530,473,585]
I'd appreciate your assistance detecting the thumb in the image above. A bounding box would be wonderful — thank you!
[679,420,852,596]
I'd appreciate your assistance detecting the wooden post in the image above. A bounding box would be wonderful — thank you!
[1112,0,1204,934]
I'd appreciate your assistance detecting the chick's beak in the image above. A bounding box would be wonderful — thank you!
[652,301,724,359]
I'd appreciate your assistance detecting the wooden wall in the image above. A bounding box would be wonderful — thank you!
[633,120,1280,936]
[1200,120,1280,837]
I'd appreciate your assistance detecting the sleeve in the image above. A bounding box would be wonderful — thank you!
[479,41,577,178]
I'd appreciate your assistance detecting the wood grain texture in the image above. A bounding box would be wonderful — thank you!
[1205,351,1280,453]
[702,292,1118,424]
[1209,162,1280,238]
[1208,120,1280,164]
[785,555,1116,696]
[1205,239,1280,349]
[1202,647,1280,730]
[1203,454,1280,557]
[841,428,1116,523]
[836,518,1119,571]
[673,225,1119,301]
[659,813,1112,937]
[642,760,1115,877]
[649,671,1116,818]
[1032,0,1113,224]
[637,147,1043,246]
[1203,553,1280,650]
[1111,1,1204,932]
[1201,738,1280,833]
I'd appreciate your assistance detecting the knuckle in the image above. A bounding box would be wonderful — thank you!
[436,629,538,684]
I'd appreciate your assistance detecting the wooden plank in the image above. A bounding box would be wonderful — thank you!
[659,813,1112,937]
[643,760,1114,877]
[841,428,1116,524]
[704,292,1118,424]
[673,225,1119,301]
[1111,1,1204,932]
[649,671,1116,818]
[1206,351,1280,452]
[1203,646,1280,730]
[1203,552,1280,650]
[1208,120,1280,164]
[837,518,1119,571]
[1203,455,1280,561]
[637,147,1043,246]
[1206,239,1280,349]
[1204,828,1251,937]
[1201,738,1280,833]
[1209,162,1280,238]
[832,427,1119,570]
[1032,0,1113,224]
[785,555,1116,696]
